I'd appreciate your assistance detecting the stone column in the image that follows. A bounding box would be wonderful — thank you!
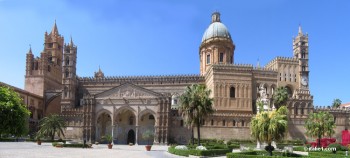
[135,126,138,145]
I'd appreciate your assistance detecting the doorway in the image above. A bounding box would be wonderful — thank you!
[127,129,135,145]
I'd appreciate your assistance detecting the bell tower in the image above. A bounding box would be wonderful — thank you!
[61,37,78,110]
[25,21,64,96]
[293,25,309,90]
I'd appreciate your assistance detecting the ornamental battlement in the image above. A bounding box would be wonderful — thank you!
[265,56,299,69]
[314,106,350,113]
[78,74,204,83]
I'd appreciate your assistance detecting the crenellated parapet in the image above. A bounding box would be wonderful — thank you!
[78,74,204,84]
[314,106,350,113]
[265,56,299,70]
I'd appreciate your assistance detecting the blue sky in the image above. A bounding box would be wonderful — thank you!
[0,0,349,106]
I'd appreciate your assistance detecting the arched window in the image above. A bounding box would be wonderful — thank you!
[222,120,226,126]
[129,116,134,125]
[233,120,236,126]
[241,120,245,127]
[230,87,235,98]
[211,119,214,126]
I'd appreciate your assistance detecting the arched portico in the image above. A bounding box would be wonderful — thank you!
[96,111,112,141]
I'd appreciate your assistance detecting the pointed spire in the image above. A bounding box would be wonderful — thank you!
[51,19,59,35]
[257,57,260,68]
[95,65,105,78]
[70,36,74,46]
[27,44,32,54]
[298,24,303,36]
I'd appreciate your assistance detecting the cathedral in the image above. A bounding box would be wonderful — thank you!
[22,12,349,144]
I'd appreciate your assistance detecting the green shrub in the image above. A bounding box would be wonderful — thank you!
[293,146,306,151]
[168,146,190,157]
[63,144,89,148]
[227,144,240,150]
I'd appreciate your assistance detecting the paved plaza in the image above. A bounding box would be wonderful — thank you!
[0,142,183,158]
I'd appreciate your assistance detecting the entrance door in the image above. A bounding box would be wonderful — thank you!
[127,129,135,144]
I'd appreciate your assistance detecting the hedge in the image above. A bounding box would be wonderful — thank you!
[52,142,89,148]
[226,151,306,158]
[168,146,230,157]
[309,151,349,157]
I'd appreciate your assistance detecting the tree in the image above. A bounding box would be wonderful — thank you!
[251,106,288,156]
[272,87,289,109]
[178,84,214,146]
[37,114,66,141]
[0,86,30,138]
[305,111,336,147]
[332,99,342,108]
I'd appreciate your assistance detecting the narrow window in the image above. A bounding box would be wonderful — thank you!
[295,74,297,82]
[180,120,184,127]
[222,120,226,126]
[211,119,214,126]
[241,120,245,127]
[233,120,236,126]
[284,74,287,81]
[219,52,224,63]
[66,58,70,66]
[302,66,306,71]
[230,87,235,98]
[295,107,298,115]
[65,69,69,78]
[290,74,292,82]
[129,116,134,125]
[206,54,210,64]
[301,108,304,115]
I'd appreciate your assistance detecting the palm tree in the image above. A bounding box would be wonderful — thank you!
[250,106,288,156]
[37,114,66,141]
[178,84,214,146]
[272,87,289,109]
[332,99,342,108]
[305,111,336,147]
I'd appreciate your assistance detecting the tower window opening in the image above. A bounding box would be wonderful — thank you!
[66,58,70,66]
[65,69,69,78]
[302,53,306,59]
[219,52,224,63]
[302,66,306,71]
[290,74,292,82]
[230,87,235,98]
[295,74,297,82]
[206,54,210,64]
